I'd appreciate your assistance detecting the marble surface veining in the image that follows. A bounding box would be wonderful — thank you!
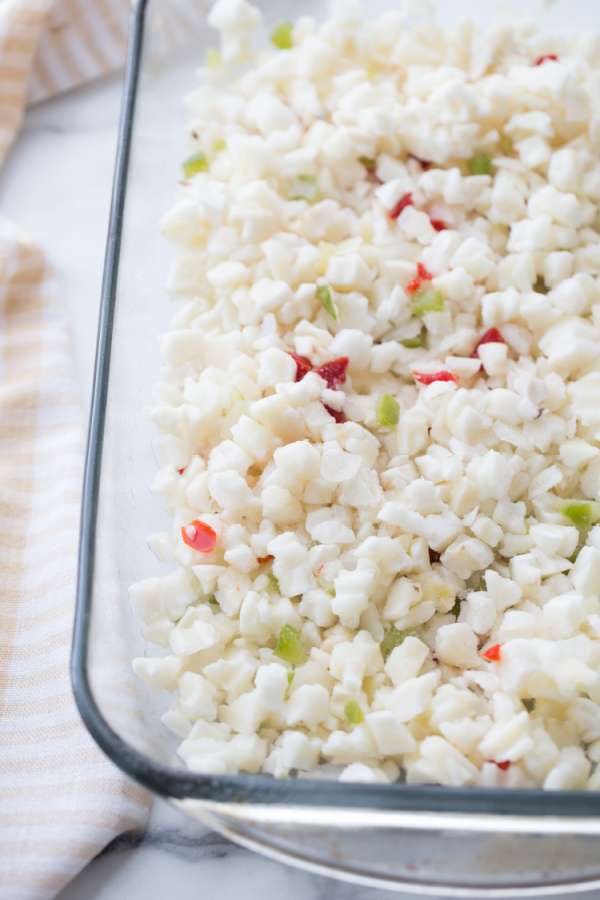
[3,73,600,900]
[56,801,401,900]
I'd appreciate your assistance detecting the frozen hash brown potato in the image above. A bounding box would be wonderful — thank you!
[131,0,600,789]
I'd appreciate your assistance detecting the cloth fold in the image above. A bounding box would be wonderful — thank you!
[0,2,148,898]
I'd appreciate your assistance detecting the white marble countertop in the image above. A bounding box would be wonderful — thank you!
[3,73,600,900]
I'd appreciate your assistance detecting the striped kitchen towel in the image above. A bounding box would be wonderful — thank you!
[0,0,130,162]
[0,2,151,898]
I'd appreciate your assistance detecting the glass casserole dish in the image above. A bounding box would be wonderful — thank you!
[72,0,600,893]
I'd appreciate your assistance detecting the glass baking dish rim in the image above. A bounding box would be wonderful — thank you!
[70,0,600,820]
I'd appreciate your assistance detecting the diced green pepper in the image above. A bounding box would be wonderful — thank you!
[207,593,219,608]
[317,284,338,319]
[468,153,494,176]
[411,286,445,317]
[401,333,425,348]
[450,597,462,619]
[376,394,399,427]
[359,156,376,173]
[182,151,208,178]
[275,625,308,666]
[291,174,320,203]
[561,501,600,531]
[344,699,364,726]
[380,626,412,660]
[271,21,293,49]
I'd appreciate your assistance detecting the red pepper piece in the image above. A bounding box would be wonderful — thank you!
[470,327,505,358]
[430,218,448,232]
[408,153,432,170]
[181,520,217,553]
[323,404,347,423]
[493,760,512,771]
[413,370,458,385]
[417,262,433,281]
[388,192,414,220]
[406,262,434,295]
[534,53,558,66]
[314,356,349,389]
[287,353,350,419]
[257,555,274,565]
[288,351,313,382]
[177,467,186,475]
[482,643,502,661]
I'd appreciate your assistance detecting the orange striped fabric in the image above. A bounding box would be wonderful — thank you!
[0,0,131,164]
[28,0,130,103]
[0,2,149,898]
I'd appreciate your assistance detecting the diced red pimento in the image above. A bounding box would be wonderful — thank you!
[288,351,312,381]
[314,356,349,389]
[534,53,559,66]
[406,262,434,295]
[470,327,506,358]
[493,760,512,771]
[177,467,186,475]
[181,520,217,553]
[324,404,347,423]
[285,353,350,420]
[482,643,502,662]
[288,352,349,389]
[257,555,274,565]
[413,370,458,385]
[388,192,414,220]
[430,218,448,232]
